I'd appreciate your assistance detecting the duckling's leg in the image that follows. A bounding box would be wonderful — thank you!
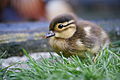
[92,53,99,63]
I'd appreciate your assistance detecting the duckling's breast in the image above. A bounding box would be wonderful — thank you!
[49,37,68,53]
[49,37,88,57]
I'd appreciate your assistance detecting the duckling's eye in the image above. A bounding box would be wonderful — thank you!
[58,24,64,29]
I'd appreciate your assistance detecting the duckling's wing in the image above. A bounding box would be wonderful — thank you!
[72,20,109,53]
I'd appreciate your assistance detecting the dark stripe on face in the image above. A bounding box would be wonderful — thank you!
[63,22,75,27]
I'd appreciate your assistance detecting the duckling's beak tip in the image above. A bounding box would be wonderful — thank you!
[45,31,55,38]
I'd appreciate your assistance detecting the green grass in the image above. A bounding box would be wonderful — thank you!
[0,43,120,80]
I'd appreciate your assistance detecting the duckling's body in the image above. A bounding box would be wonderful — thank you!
[46,14,110,57]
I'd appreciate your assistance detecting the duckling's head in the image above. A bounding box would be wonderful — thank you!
[46,14,77,39]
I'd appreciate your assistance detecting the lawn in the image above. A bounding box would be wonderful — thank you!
[0,42,120,80]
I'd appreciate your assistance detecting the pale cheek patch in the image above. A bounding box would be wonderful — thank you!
[84,26,91,36]
[55,26,76,39]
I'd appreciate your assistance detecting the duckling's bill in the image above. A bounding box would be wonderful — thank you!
[45,31,55,38]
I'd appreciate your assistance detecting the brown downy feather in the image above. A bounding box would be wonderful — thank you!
[47,14,110,58]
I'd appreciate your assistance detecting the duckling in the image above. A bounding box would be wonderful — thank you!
[45,14,110,58]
